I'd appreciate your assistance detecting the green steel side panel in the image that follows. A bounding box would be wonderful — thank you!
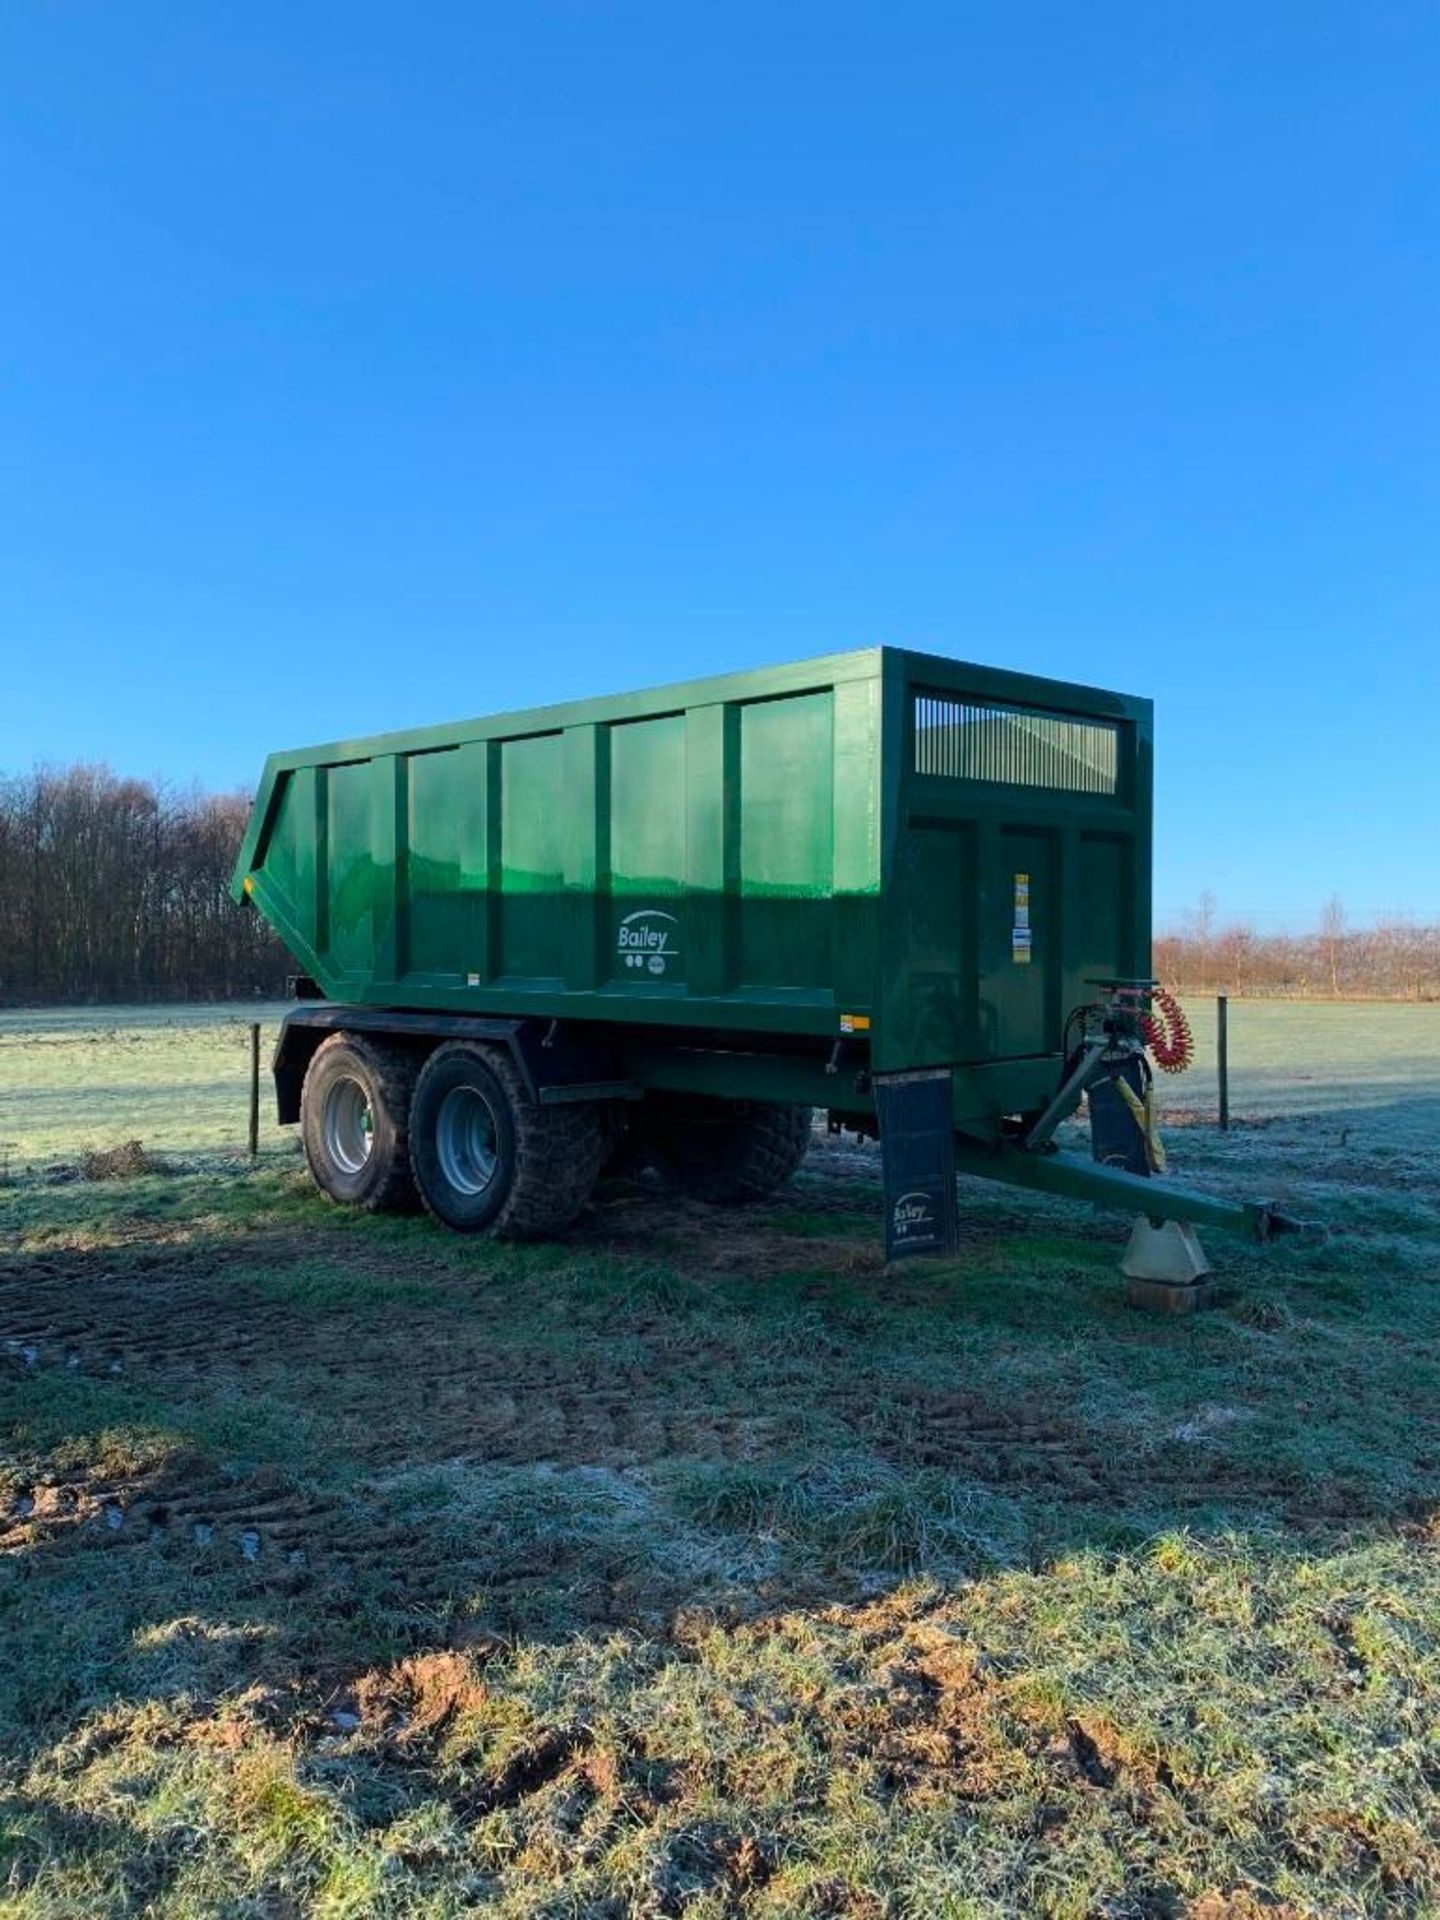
[987,827,1052,1057]
[611,712,686,985]
[326,762,374,984]
[737,690,834,992]
[1077,833,1131,986]
[895,822,975,1065]
[498,732,565,981]
[406,742,488,985]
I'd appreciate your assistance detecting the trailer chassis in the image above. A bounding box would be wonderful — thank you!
[271,1004,1298,1271]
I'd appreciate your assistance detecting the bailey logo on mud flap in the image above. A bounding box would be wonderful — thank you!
[617,908,681,977]
[891,1190,937,1241]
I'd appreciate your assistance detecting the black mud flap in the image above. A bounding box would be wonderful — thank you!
[875,1070,960,1260]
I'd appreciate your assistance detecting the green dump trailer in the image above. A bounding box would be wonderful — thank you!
[234,646,1291,1292]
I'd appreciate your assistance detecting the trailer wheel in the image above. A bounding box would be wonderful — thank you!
[643,1097,812,1204]
[597,1104,643,1180]
[408,1041,609,1238]
[300,1033,419,1212]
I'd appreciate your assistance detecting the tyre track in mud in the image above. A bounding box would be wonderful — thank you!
[0,1164,883,1479]
[0,1202,1057,1478]
[0,1214,818,1629]
[0,1128,1380,1599]
[3,1217,1310,1544]
[0,1420,665,1641]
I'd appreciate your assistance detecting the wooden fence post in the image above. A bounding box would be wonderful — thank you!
[248,1023,261,1158]
[1217,995,1230,1132]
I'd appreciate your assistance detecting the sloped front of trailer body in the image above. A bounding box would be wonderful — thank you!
[234,652,886,1042]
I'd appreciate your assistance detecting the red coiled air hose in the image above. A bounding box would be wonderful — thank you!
[1141,987,1194,1074]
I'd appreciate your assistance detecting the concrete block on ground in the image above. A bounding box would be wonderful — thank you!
[1122,1216,1215,1313]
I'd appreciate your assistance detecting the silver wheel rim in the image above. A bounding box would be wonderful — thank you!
[435,1084,500,1196]
[323,1075,374,1175]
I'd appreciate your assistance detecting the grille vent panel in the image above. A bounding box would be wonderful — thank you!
[914,694,1119,795]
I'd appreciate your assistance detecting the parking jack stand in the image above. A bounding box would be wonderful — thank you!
[1122,1217,1214,1314]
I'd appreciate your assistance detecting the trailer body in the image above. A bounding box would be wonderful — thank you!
[234,647,1151,1132]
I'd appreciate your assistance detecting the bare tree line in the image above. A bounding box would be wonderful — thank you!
[1154,892,1440,1002]
[0,767,1433,1005]
[0,766,285,1003]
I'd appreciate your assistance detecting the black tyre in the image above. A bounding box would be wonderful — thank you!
[300,1033,419,1212]
[408,1041,609,1238]
[642,1097,812,1204]
[597,1104,644,1180]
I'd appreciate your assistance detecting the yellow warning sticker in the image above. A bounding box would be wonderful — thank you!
[1012,872,1032,965]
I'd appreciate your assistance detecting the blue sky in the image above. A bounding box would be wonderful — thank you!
[2,3,1435,929]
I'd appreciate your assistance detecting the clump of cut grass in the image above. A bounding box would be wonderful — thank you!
[78,1138,165,1181]
[676,1460,1019,1577]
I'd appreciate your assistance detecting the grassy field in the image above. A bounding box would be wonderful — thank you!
[1,1003,1437,1917]
[0,1004,294,1173]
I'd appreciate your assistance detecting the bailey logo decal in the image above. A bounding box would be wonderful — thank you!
[892,1190,936,1239]
[617,908,680,977]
